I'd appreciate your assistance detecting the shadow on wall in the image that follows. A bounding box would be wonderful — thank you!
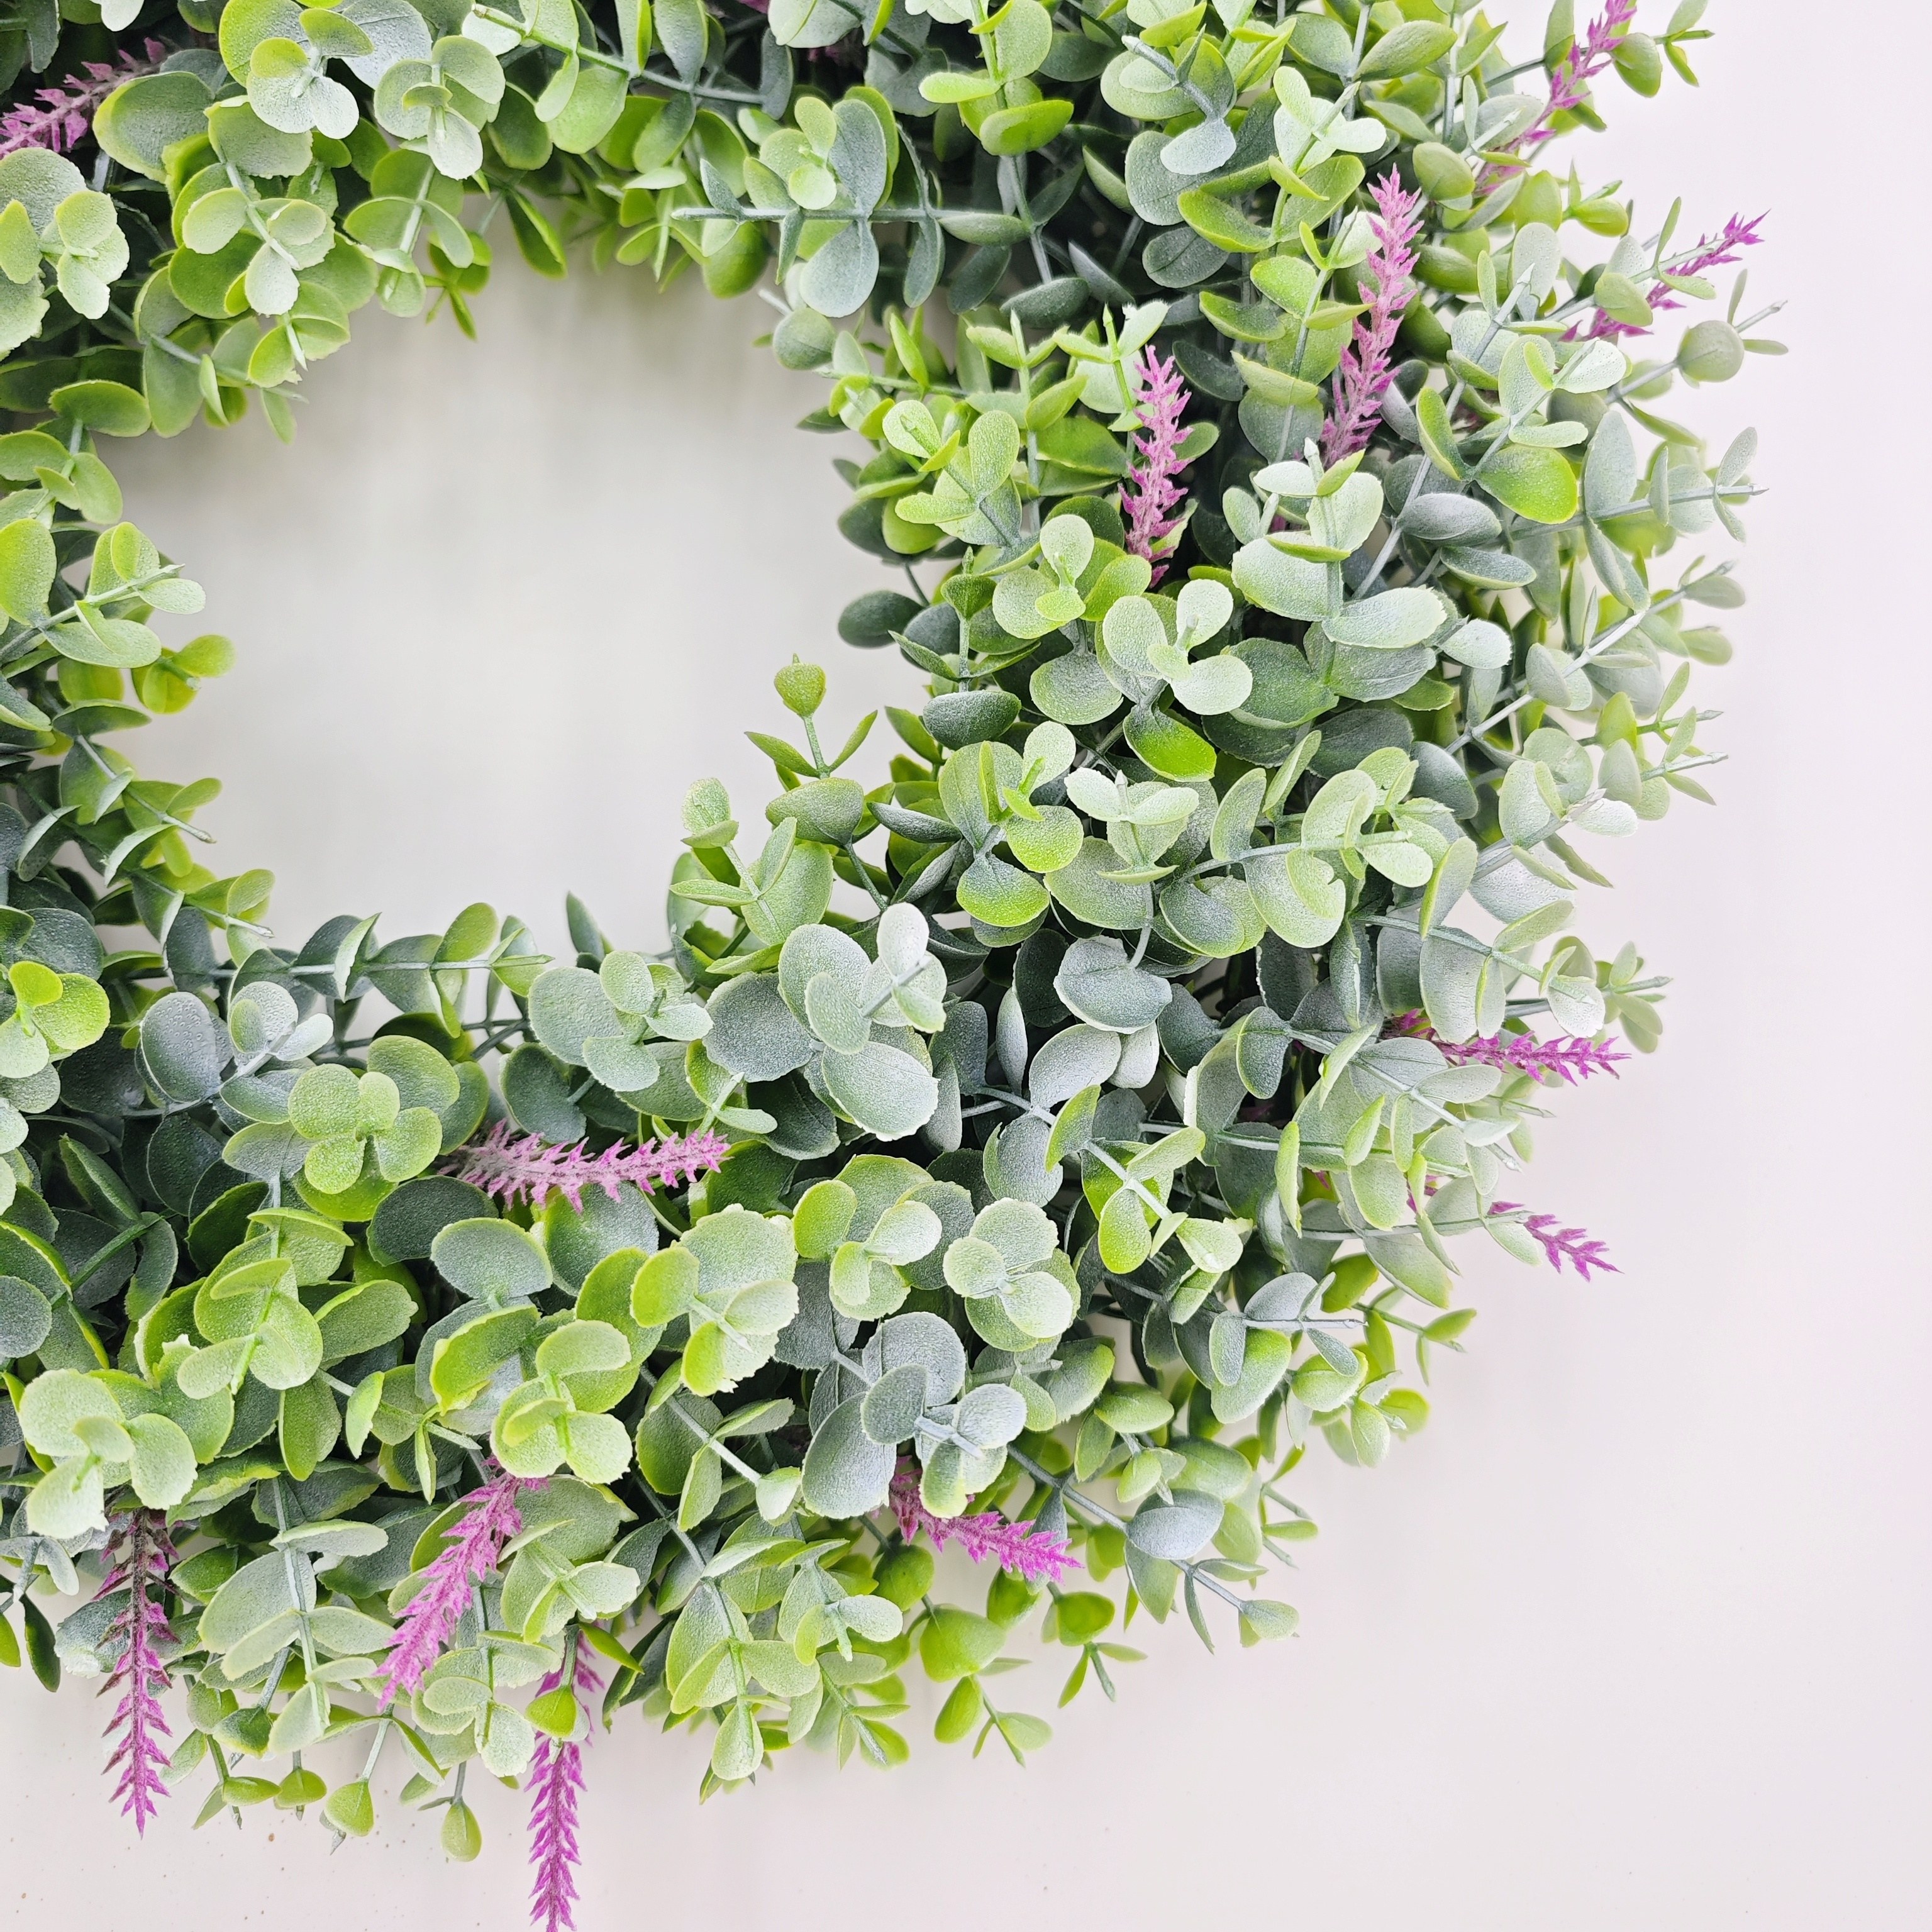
[109,252,918,952]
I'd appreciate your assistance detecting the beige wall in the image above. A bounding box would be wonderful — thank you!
[3,5,1927,1925]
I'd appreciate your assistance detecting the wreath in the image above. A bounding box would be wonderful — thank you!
[0,0,1771,1921]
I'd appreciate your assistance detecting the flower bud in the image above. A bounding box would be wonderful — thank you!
[874,1545,935,1607]
[773,304,835,370]
[325,1780,375,1838]
[681,775,734,845]
[774,655,826,717]
[274,1765,326,1810]
[1678,319,1745,383]
[441,1797,484,1861]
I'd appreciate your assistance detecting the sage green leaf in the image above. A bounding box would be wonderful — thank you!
[819,1041,939,1141]
[432,1218,550,1302]
[26,1458,106,1538]
[1246,848,1345,947]
[0,519,55,623]
[125,1411,196,1506]
[801,1394,896,1517]
[1481,445,1579,523]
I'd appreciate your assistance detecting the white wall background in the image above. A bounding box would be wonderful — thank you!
[97,244,916,954]
[4,4,1928,1926]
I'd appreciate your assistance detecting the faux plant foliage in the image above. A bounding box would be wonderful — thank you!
[0,0,1772,1918]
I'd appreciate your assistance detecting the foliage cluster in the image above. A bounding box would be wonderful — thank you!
[0,0,1770,1910]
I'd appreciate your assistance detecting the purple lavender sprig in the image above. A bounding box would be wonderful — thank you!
[377,1469,534,1707]
[527,1638,605,1932]
[1583,211,1765,341]
[1492,1203,1618,1281]
[97,1509,177,1836]
[889,1467,1079,1584]
[452,1120,728,1212]
[1541,0,1639,125]
[0,42,167,160]
[1321,170,1424,464]
[1121,347,1192,585]
[1489,0,1638,180]
[1392,1014,1629,1086]
[1658,213,1766,299]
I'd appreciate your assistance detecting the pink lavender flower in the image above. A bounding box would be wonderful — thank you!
[1661,211,1765,299]
[1543,0,1638,121]
[1321,170,1424,464]
[527,1640,605,1932]
[97,1509,176,1836]
[1491,1202,1617,1281]
[1489,0,1638,180]
[889,1466,1079,1584]
[1121,347,1192,585]
[1583,211,1765,341]
[0,42,167,160]
[1391,1014,1628,1085]
[377,1469,536,1707]
[452,1120,729,1212]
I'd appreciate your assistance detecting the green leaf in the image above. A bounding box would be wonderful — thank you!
[21,1596,58,1690]
[1246,848,1345,947]
[1176,187,1272,254]
[935,1674,983,1741]
[1592,270,1654,328]
[1481,445,1579,524]
[958,852,1049,928]
[1034,413,1128,479]
[441,1799,484,1861]
[801,1394,895,1516]
[431,1217,550,1301]
[0,199,36,285]
[26,1457,105,1538]
[791,1179,857,1260]
[430,1305,539,1408]
[277,1374,339,1482]
[1237,1597,1300,1644]
[0,519,55,623]
[206,98,313,176]
[1414,386,1468,479]
[978,98,1073,155]
[125,1411,197,1506]
[919,1607,1004,1680]
[1123,706,1216,781]
[93,70,217,181]
[48,380,150,437]
[1359,20,1457,77]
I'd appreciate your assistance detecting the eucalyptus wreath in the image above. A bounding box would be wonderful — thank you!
[0,0,1774,1919]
